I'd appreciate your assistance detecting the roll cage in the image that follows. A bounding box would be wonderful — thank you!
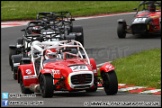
[30,40,90,74]
[36,11,75,31]
[134,1,161,16]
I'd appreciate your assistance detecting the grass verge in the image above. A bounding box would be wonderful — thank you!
[110,48,161,89]
[1,1,140,21]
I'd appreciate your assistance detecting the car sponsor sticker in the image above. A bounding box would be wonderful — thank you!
[106,65,113,69]
[23,75,37,79]
[25,69,32,75]
[51,69,60,74]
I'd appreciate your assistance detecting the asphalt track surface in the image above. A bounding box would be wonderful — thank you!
[1,13,161,107]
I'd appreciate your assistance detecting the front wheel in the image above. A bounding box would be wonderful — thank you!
[101,71,118,95]
[39,74,54,98]
[117,23,126,38]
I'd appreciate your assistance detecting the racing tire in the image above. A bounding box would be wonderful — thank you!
[101,71,118,95]
[17,38,23,45]
[72,26,84,46]
[9,48,17,66]
[11,55,23,80]
[39,74,54,98]
[20,73,34,94]
[13,70,17,80]
[117,23,126,38]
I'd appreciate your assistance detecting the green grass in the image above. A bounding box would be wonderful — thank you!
[1,1,140,21]
[110,48,161,89]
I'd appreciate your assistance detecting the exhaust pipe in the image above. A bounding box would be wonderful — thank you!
[29,84,40,93]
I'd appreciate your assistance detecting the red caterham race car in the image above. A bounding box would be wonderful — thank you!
[117,1,161,38]
[16,40,118,98]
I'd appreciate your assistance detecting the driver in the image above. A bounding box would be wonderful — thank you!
[43,48,59,63]
[148,3,156,12]
[31,26,41,34]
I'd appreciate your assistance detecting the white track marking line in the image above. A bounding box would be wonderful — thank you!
[118,86,146,92]
[140,89,161,94]
[118,83,126,86]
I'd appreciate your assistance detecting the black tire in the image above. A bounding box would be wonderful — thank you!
[9,48,17,66]
[20,57,31,65]
[117,23,126,38]
[19,73,34,94]
[101,71,118,95]
[11,55,23,80]
[72,26,84,46]
[13,70,17,80]
[39,74,54,98]
[11,54,22,72]
[17,38,23,45]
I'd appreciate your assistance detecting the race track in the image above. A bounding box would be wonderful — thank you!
[1,13,161,107]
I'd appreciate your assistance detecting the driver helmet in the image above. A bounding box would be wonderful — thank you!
[45,48,57,60]
[148,4,156,12]
[31,26,41,34]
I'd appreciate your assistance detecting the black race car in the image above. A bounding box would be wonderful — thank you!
[36,11,84,46]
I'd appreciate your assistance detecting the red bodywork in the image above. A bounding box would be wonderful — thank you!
[100,62,115,73]
[17,57,103,92]
[135,10,161,33]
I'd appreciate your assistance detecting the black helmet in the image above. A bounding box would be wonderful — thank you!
[148,4,156,12]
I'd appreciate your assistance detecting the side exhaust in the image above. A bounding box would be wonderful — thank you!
[29,84,40,93]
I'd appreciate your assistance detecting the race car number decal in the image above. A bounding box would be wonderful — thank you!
[70,65,88,71]
[133,18,147,23]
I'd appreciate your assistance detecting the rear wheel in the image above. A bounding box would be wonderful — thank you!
[72,26,84,46]
[101,71,118,95]
[20,73,34,94]
[13,70,17,80]
[117,23,126,38]
[9,48,17,66]
[39,74,54,98]
[11,55,22,80]
[17,38,23,45]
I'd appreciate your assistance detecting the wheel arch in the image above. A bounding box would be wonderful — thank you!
[99,62,115,73]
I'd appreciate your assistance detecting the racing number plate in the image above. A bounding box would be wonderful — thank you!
[133,18,147,24]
